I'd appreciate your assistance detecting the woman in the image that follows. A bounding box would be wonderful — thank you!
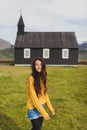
[27,58,55,130]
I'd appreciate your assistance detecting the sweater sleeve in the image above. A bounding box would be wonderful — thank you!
[45,93,55,113]
[27,76,49,119]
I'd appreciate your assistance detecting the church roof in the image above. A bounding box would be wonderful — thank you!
[15,32,78,48]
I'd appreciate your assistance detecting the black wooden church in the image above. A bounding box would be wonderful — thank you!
[15,15,78,66]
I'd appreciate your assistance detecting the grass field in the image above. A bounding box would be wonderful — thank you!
[0,65,87,130]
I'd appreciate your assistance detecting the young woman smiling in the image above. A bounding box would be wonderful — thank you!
[27,58,55,130]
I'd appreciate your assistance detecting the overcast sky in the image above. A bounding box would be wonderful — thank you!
[0,0,87,44]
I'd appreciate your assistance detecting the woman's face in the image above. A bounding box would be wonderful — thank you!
[35,60,42,72]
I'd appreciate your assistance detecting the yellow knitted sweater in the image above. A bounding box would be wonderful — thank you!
[26,75,54,119]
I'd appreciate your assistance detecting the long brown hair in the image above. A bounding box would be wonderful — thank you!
[31,58,47,96]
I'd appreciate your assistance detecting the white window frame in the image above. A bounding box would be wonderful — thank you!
[24,48,31,58]
[62,49,69,59]
[43,49,50,59]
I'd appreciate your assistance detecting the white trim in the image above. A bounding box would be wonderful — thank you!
[14,64,78,67]
[43,49,50,59]
[15,64,31,66]
[24,48,31,58]
[62,49,69,59]
[46,64,78,67]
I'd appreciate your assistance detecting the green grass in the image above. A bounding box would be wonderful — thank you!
[0,65,87,130]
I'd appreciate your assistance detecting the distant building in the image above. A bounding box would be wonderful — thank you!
[14,15,78,66]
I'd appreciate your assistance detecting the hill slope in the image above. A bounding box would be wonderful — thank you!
[0,48,14,60]
[0,39,12,50]
[0,39,14,60]
[79,42,87,60]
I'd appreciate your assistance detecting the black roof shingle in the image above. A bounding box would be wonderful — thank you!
[15,32,78,48]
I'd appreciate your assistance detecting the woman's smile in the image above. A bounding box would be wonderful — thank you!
[35,60,42,72]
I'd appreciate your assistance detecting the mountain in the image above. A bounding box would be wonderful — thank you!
[79,41,87,50]
[79,41,87,61]
[0,48,14,60]
[0,39,14,60]
[0,39,12,50]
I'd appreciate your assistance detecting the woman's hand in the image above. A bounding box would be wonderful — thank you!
[45,115,50,120]
[51,112,55,116]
